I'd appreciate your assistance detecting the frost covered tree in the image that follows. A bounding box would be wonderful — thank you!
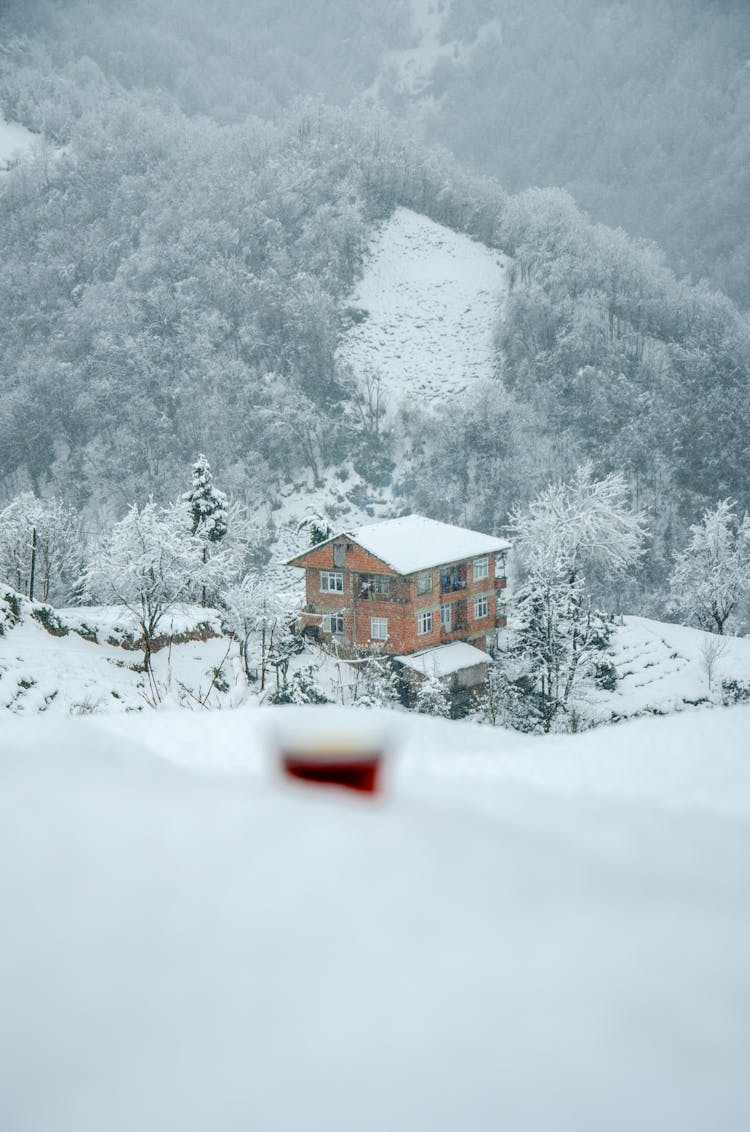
[85,502,203,674]
[508,462,648,587]
[507,572,612,733]
[668,499,750,635]
[183,454,228,606]
[0,493,82,602]
[415,671,451,718]
[353,657,400,708]
[502,465,642,732]
[296,506,332,548]
[222,573,300,691]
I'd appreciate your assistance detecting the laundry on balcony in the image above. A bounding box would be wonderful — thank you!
[358,574,391,601]
[440,564,467,593]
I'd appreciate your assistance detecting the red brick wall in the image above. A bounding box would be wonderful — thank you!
[296,542,508,654]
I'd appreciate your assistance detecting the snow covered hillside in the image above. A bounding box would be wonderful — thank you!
[589,615,750,723]
[338,207,509,407]
[0,593,234,714]
[3,586,750,725]
[1,703,749,1132]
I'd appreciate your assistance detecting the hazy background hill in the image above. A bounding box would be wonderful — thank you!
[4,0,749,308]
[0,0,749,612]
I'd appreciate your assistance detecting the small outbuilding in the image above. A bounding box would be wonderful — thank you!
[395,640,490,713]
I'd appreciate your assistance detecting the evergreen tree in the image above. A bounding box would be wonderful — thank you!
[183,454,228,606]
[184,454,228,543]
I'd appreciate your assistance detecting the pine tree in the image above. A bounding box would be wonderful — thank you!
[184,454,228,543]
[183,455,228,605]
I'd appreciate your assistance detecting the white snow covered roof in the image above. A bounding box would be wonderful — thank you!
[396,641,490,678]
[323,514,510,575]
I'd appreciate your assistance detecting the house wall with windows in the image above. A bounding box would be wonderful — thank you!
[290,531,508,656]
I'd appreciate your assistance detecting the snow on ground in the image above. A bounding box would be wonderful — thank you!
[0,111,37,171]
[587,615,750,723]
[338,207,509,408]
[1,703,749,1132]
[0,595,236,715]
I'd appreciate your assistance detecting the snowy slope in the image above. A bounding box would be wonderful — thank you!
[587,615,750,723]
[0,111,36,171]
[338,207,509,407]
[0,595,236,715]
[1,703,749,1132]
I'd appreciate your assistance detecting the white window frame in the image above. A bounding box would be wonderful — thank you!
[417,571,432,595]
[322,612,345,634]
[370,617,388,641]
[473,556,489,581]
[417,610,433,636]
[473,595,489,620]
[440,603,452,631]
[320,570,343,593]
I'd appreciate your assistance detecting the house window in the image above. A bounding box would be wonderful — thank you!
[417,571,432,594]
[473,595,489,620]
[440,604,452,632]
[320,570,343,593]
[417,610,433,636]
[473,556,489,581]
[370,617,388,641]
[333,543,346,568]
[322,612,345,634]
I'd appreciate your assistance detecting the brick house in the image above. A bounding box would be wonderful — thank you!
[286,514,510,657]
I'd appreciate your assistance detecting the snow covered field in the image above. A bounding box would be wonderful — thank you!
[338,207,509,407]
[590,615,750,722]
[1,703,749,1132]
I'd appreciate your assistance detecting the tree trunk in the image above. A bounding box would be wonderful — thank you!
[28,526,37,601]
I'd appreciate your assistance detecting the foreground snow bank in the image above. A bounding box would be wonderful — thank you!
[1,705,749,1132]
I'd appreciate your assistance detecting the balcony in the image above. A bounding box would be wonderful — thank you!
[355,575,409,604]
[440,565,467,594]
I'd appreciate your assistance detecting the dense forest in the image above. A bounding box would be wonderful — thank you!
[0,0,749,617]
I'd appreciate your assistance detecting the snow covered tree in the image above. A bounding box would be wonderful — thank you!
[482,661,539,732]
[353,657,400,708]
[502,466,637,732]
[0,493,82,603]
[184,454,228,542]
[296,506,332,547]
[507,570,612,732]
[508,462,648,589]
[222,573,300,691]
[415,671,452,718]
[85,502,203,674]
[183,454,228,606]
[668,499,750,634]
